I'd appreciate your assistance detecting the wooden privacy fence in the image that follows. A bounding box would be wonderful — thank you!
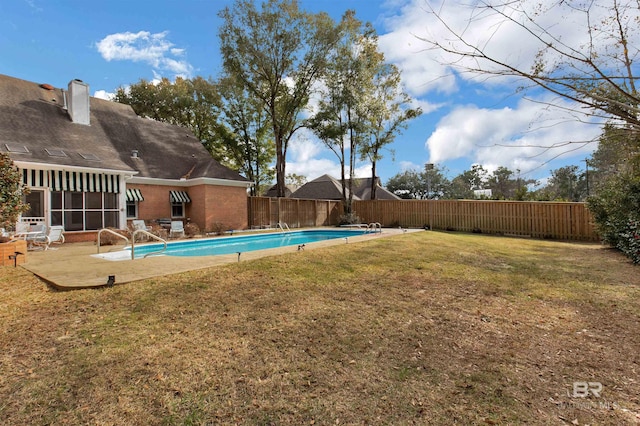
[248,197,342,229]
[353,199,598,241]
[248,197,598,241]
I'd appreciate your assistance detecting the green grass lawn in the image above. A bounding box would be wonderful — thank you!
[1,231,639,425]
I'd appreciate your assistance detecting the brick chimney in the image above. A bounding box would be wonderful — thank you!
[67,79,90,125]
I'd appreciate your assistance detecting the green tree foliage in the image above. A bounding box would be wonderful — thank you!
[114,76,276,193]
[486,167,536,200]
[216,74,275,196]
[306,11,374,214]
[219,0,339,197]
[359,58,421,200]
[0,153,29,230]
[285,173,307,188]
[114,77,227,160]
[543,165,588,201]
[587,126,640,261]
[445,165,489,199]
[385,165,450,199]
[387,164,539,200]
[386,170,423,199]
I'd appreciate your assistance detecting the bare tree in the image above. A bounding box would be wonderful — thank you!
[420,0,639,134]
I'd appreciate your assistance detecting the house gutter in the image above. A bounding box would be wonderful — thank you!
[12,160,137,178]
[127,176,252,188]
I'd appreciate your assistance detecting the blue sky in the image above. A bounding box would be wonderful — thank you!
[1,0,612,187]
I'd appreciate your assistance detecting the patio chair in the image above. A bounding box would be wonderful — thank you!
[31,226,65,250]
[132,220,150,232]
[169,221,185,239]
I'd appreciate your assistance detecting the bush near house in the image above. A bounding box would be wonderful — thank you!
[0,152,29,231]
[618,220,640,264]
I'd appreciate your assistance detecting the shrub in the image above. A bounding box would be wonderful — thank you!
[339,213,360,225]
[617,220,640,264]
[184,223,200,238]
[98,228,128,246]
[209,222,228,235]
[587,172,640,248]
[0,152,30,230]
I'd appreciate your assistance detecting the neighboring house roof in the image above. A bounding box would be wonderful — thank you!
[290,174,399,200]
[350,177,400,200]
[291,174,354,200]
[0,74,247,183]
[262,184,297,198]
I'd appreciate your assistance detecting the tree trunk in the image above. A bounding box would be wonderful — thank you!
[370,160,377,200]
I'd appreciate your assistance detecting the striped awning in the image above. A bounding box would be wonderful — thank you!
[20,169,121,193]
[170,190,191,203]
[126,188,144,202]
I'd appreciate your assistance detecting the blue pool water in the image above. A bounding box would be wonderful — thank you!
[128,229,369,258]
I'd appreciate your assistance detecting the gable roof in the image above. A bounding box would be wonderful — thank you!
[290,174,399,200]
[262,184,297,198]
[350,177,400,200]
[0,74,247,183]
[291,174,355,200]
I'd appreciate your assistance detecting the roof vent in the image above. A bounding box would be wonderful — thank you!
[45,148,67,157]
[79,153,100,161]
[131,150,139,158]
[5,144,29,153]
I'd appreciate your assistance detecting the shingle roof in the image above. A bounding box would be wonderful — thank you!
[290,175,400,200]
[291,174,357,200]
[0,74,247,182]
[263,184,297,197]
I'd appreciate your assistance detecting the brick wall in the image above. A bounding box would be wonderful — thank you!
[190,184,248,232]
[0,240,28,266]
[129,183,248,233]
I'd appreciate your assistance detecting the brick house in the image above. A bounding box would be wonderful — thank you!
[0,74,251,242]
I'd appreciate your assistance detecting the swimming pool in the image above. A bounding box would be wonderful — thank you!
[125,229,369,259]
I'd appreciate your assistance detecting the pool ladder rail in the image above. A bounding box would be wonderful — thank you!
[276,222,291,232]
[366,222,382,234]
[97,228,167,260]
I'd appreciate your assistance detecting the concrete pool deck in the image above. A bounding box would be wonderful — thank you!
[20,228,418,289]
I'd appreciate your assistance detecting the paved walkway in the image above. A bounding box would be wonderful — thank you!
[21,228,414,289]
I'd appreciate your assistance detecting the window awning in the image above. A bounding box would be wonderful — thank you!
[170,190,191,203]
[20,168,120,193]
[126,188,144,202]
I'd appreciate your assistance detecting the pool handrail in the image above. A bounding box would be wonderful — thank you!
[131,230,167,259]
[367,222,382,233]
[97,228,130,253]
[276,222,290,232]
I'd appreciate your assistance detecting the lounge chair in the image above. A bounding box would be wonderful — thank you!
[169,221,185,238]
[132,220,150,232]
[131,219,151,241]
[31,226,65,250]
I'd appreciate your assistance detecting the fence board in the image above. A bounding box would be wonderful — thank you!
[248,197,342,228]
[248,197,598,241]
[351,199,598,241]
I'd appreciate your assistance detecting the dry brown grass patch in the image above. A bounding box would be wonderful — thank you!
[1,231,639,425]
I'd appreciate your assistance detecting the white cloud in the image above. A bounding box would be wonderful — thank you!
[399,161,421,171]
[93,90,114,100]
[378,0,640,98]
[285,129,373,181]
[95,31,193,78]
[425,96,601,176]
